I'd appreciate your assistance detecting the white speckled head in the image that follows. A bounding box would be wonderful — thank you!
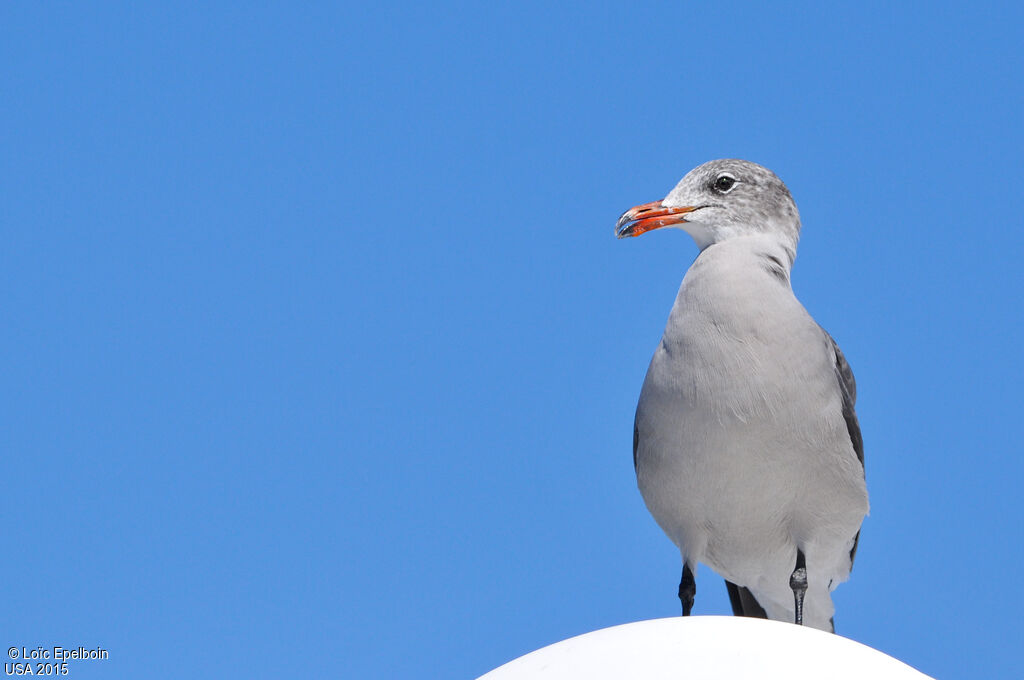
[663,159,801,261]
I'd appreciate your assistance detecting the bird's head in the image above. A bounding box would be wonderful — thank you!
[616,159,801,261]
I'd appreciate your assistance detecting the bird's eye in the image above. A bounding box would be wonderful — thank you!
[714,175,736,193]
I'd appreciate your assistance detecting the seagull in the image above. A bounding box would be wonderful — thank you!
[616,159,868,632]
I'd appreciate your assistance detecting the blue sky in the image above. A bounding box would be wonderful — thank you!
[2,2,1021,678]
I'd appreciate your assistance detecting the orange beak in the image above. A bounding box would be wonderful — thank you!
[615,201,698,238]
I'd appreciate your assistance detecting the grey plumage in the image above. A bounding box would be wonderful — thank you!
[618,159,868,631]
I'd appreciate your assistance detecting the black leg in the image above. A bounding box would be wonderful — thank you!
[678,563,695,616]
[789,549,808,625]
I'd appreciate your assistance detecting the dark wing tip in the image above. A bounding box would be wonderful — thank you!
[725,581,768,619]
[633,415,639,473]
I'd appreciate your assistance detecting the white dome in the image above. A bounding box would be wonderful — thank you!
[478,617,932,680]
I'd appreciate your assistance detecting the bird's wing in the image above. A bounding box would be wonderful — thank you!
[820,326,864,567]
[632,412,639,473]
[820,327,863,469]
